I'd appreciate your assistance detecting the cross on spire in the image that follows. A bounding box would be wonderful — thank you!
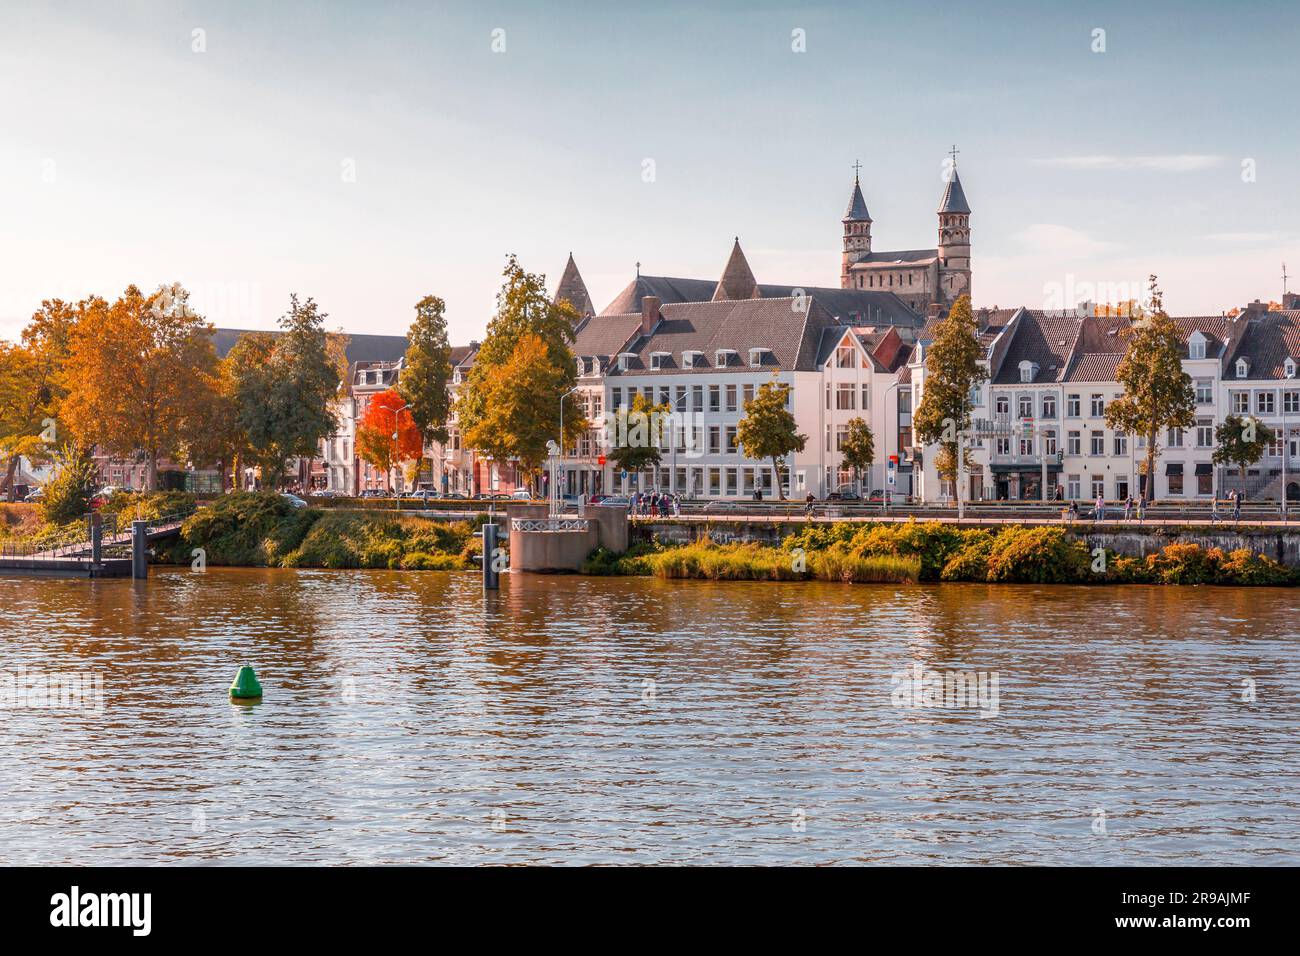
[1284,262,1290,297]
[949,144,960,165]
[851,159,862,181]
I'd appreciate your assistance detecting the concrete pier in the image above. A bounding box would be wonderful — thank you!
[508,503,628,573]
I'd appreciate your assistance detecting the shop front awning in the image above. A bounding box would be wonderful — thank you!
[989,462,1064,474]
[1194,463,1212,476]
[1166,463,1183,476]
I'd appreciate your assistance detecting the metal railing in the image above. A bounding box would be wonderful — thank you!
[512,518,590,533]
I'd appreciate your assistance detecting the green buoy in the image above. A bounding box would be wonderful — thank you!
[229,665,263,700]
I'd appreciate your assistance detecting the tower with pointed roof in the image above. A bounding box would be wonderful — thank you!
[713,237,760,301]
[936,157,972,305]
[554,252,594,320]
[841,167,872,285]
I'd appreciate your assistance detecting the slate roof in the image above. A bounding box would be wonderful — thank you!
[850,249,938,266]
[571,312,643,360]
[1227,311,1300,380]
[938,169,971,214]
[553,253,594,318]
[713,239,760,301]
[1170,315,1236,360]
[600,275,920,328]
[843,177,871,221]
[211,327,409,363]
[991,310,1084,384]
[603,297,835,375]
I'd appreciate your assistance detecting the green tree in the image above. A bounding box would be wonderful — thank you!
[608,392,668,488]
[38,443,98,524]
[1104,277,1195,502]
[399,294,453,447]
[912,295,986,498]
[1212,414,1274,493]
[736,375,806,500]
[840,417,875,491]
[230,296,342,488]
[457,256,583,488]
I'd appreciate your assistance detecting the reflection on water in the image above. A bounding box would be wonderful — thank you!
[0,568,1296,864]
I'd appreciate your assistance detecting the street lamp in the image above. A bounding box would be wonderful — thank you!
[559,385,582,504]
[392,401,410,511]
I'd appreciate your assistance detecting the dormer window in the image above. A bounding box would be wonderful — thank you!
[649,351,670,370]
[1236,358,1249,379]
[617,352,637,372]
[749,347,770,368]
[452,369,461,385]
[715,349,737,367]
[1286,358,1296,379]
[1188,332,1207,360]
[1018,360,1038,383]
[576,357,587,376]
[682,350,703,368]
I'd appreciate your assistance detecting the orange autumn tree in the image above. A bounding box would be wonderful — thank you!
[60,283,220,490]
[356,388,422,487]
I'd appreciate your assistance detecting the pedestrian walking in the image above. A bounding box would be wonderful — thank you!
[1123,495,1133,521]
[1211,497,1220,524]
[1094,494,1105,522]
[1233,488,1242,523]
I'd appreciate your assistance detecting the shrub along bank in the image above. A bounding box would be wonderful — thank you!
[157,492,480,570]
[586,519,1294,586]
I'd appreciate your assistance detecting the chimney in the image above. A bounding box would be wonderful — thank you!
[641,295,661,336]
[1244,299,1267,317]
[927,302,942,320]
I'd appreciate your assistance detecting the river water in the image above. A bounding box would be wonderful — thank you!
[0,568,1296,865]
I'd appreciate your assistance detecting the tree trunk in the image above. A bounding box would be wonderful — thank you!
[1,455,18,500]
[146,451,158,492]
[1145,430,1157,503]
[772,456,786,500]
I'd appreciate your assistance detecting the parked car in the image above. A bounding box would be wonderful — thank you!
[703,500,742,513]
[868,489,893,502]
[280,492,308,509]
[311,489,343,499]
[359,489,387,499]
[442,492,468,500]
[826,490,862,501]
[477,493,509,501]
[22,486,44,502]
[510,489,534,500]
[595,496,632,509]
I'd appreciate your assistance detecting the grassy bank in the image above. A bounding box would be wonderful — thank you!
[586,519,1296,586]
[158,492,479,570]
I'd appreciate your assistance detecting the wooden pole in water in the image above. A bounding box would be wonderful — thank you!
[131,520,148,579]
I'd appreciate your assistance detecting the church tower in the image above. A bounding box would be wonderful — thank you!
[936,155,972,305]
[840,165,872,288]
[554,252,594,320]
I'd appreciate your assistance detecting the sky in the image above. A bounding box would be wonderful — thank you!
[1,0,1297,344]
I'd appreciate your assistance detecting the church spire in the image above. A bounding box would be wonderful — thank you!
[712,237,760,302]
[843,161,871,222]
[553,252,594,319]
[937,150,971,215]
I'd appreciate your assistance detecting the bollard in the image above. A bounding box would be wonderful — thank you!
[90,512,103,567]
[131,520,148,579]
[481,521,499,590]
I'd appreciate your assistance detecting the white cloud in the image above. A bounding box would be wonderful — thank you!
[1203,231,1291,243]
[1033,154,1225,172]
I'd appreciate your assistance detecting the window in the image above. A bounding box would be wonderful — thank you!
[1267,436,1284,457]
[1066,394,1081,417]
[1236,359,1249,378]
[1116,476,1129,500]
[1231,391,1250,414]
[1257,391,1275,414]
[861,384,871,410]
[1019,361,1036,383]
[1196,419,1213,448]
[724,426,737,453]
[1019,435,1034,455]
[1168,471,1184,495]
[1167,427,1184,448]
[691,386,703,411]
[612,387,623,410]
[836,345,856,368]
[1091,475,1105,499]
[743,384,754,406]
[1090,394,1105,417]
[1286,390,1300,414]
[748,348,767,367]
[1018,396,1033,418]
[1287,358,1297,378]
[996,437,1011,455]
[1188,334,1206,360]
[682,352,696,369]
[1197,471,1213,496]
[1114,433,1127,456]
[649,353,664,370]
[1195,379,1213,405]
[835,425,849,451]
[898,390,911,414]
[969,385,983,407]
[708,426,721,455]
[1067,474,1081,499]
[825,383,832,410]
[995,395,1010,415]
[836,384,856,410]
[709,385,721,412]
[1043,429,1057,455]
[1042,395,1057,419]
[1090,431,1105,456]
[1067,431,1081,455]
[725,385,737,412]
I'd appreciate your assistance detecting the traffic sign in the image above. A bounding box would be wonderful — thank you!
[598,455,607,466]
